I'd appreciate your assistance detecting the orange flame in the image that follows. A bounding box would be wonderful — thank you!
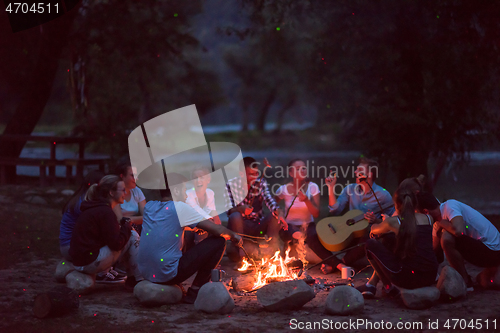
[249,249,299,290]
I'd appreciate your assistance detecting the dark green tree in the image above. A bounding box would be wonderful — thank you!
[70,0,224,160]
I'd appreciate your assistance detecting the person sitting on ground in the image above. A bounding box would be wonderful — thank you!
[417,192,500,291]
[69,175,142,289]
[356,188,438,298]
[137,173,242,304]
[184,165,222,252]
[113,162,146,234]
[225,157,287,263]
[360,175,427,295]
[322,157,395,274]
[60,170,105,261]
[275,158,333,263]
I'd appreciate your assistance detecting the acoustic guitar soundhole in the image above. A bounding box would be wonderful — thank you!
[346,219,355,226]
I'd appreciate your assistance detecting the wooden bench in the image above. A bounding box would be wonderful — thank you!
[0,157,67,187]
[0,135,110,186]
[64,158,110,184]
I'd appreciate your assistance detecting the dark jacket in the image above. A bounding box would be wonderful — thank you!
[69,200,132,266]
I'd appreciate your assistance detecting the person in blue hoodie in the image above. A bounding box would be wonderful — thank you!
[60,170,105,260]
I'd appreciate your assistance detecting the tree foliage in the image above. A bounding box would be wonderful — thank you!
[231,0,500,187]
[70,0,224,159]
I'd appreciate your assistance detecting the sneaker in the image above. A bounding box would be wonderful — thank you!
[109,268,127,280]
[182,287,200,304]
[356,284,377,299]
[96,271,127,284]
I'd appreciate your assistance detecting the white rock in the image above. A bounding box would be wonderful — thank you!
[54,260,75,283]
[195,282,235,314]
[232,275,256,292]
[257,280,315,312]
[437,266,467,301]
[61,189,75,196]
[66,271,95,293]
[400,286,440,309]
[133,280,182,306]
[25,195,48,205]
[325,285,364,315]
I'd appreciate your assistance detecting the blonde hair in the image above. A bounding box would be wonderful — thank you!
[85,175,121,201]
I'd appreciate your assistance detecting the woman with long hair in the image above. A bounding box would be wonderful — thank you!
[275,159,337,267]
[59,170,105,260]
[113,163,146,234]
[69,175,142,289]
[357,187,438,297]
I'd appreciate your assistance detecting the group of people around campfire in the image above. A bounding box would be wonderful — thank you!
[59,156,500,303]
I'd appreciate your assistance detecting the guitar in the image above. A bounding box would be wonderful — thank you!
[316,203,394,252]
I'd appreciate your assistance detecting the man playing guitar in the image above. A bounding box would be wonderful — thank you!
[322,157,395,274]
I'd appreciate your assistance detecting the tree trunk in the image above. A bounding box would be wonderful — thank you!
[0,7,80,181]
[256,88,277,132]
[241,102,249,132]
[274,96,296,134]
[396,149,430,189]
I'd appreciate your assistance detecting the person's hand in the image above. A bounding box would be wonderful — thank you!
[381,213,390,221]
[231,233,243,248]
[325,173,337,189]
[276,209,288,231]
[195,228,207,235]
[297,190,307,202]
[364,211,376,224]
[239,205,254,216]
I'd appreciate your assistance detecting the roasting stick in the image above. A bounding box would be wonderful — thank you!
[284,182,307,219]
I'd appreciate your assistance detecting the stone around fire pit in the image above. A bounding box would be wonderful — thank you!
[133,280,182,306]
[232,275,256,292]
[436,266,467,301]
[195,282,235,314]
[256,280,315,312]
[400,286,440,309]
[65,271,95,294]
[325,285,364,315]
[54,260,75,283]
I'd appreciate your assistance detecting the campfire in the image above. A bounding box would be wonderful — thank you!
[237,249,303,292]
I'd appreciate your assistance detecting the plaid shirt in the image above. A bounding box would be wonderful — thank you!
[225,176,279,221]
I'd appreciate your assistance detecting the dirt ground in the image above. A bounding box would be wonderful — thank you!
[1,184,500,333]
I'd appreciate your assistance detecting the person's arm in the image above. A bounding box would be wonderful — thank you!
[326,174,338,206]
[197,219,242,246]
[370,217,399,237]
[328,186,349,215]
[437,216,465,237]
[128,200,145,225]
[102,210,132,251]
[298,184,320,218]
[112,204,123,222]
[209,211,222,225]
[225,180,249,216]
[261,179,287,229]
